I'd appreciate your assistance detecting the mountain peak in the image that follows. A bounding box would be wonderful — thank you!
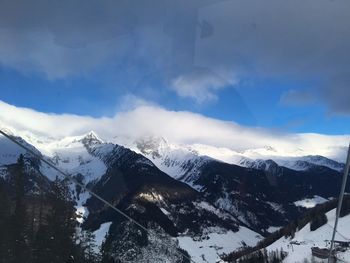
[86,131,101,140]
[134,135,168,158]
[81,131,103,146]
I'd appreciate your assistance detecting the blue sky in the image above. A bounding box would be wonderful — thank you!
[1,65,349,135]
[0,0,349,136]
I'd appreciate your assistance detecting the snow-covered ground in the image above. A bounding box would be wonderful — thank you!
[0,133,32,165]
[93,222,112,252]
[267,226,282,233]
[266,208,350,262]
[114,135,346,178]
[1,126,346,181]
[38,133,107,182]
[75,191,91,223]
[1,128,349,263]
[177,227,262,263]
[294,196,329,209]
[0,128,108,184]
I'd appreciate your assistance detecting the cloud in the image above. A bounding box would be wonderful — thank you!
[195,0,350,113]
[0,100,349,161]
[0,0,170,79]
[170,68,237,103]
[116,94,158,112]
[0,0,350,111]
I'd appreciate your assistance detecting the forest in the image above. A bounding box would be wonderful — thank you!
[0,155,114,263]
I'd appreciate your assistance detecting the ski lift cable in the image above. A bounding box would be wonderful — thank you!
[0,129,197,263]
[326,223,350,241]
[328,143,350,263]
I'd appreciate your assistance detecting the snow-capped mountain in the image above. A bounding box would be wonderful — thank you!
[39,132,110,183]
[0,128,348,263]
[115,136,348,233]
[275,155,345,172]
[0,131,42,166]
[114,135,345,177]
[129,136,212,189]
[238,158,281,173]
[0,130,263,262]
[237,155,345,174]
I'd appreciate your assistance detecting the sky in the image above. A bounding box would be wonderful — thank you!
[0,100,349,161]
[0,0,350,136]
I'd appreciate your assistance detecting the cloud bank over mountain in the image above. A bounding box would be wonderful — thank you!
[0,100,348,161]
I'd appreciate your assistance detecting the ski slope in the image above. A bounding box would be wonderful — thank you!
[178,227,262,263]
[266,208,350,262]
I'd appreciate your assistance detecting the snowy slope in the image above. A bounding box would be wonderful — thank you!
[176,144,345,173]
[177,226,262,263]
[93,222,113,253]
[36,132,108,182]
[294,196,329,209]
[1,128,349,262]
[37,132,116,223]
[0,127,109,184]
[113,135,345,180]
[115,136,212,189]
[233,155,345,173]
[266,208,350,262]
[0,130,112,224]
[275,155,345,172]
[2,125,344,178]
[0,134,26,165]
[0,133,42,166]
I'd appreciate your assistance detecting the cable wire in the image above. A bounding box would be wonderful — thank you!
[326,223,350,241]
[0,129,196,263]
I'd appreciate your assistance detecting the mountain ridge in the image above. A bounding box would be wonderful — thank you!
[0,129,348,262]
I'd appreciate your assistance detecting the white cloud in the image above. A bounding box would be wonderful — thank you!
[0,100,349,161]
[116,94,158,112]
[1,0,350,114]
[170,69,237,103]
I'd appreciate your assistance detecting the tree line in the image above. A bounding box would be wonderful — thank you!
[237,249,287,263]
[0,155,100,263]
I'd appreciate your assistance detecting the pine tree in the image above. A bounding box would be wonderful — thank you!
[100,232,113,263]
[0,181,11,263]
[80,230,99,263]
[310,213,327,231]
[45,178,78,263]
[32,223,53,263]
[9,154,29,263]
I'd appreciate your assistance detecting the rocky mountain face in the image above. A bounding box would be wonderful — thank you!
[129,136,347,231]
[0,131,347,262]
[0,133,256,263]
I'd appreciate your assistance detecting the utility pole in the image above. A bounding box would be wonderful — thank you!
[328,143,350,263]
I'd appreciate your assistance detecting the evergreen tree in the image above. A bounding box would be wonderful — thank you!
[48,178,77,262]
[80,230,99,263]
[33,178,79,263]
[310,213,327,231]
[0,181,11,263]
[100,232,112,263]
[340,197,350,217]
[8,154,29,263]
[32,223,53,263]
